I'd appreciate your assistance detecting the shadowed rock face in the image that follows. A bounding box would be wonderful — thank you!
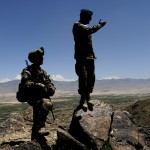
[110,110,146,150]
[69,100,113,149]
[0,100,150,150]
[126,99,150,126]
[56,100,149,150]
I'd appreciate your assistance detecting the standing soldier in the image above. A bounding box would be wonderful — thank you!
[72,9,106,111]
[19,47,55,141]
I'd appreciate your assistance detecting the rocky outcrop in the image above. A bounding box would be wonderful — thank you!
[68,101,112,149]
[0,107,56,150]
[0,141,43,150]
[0,112,31,143]
[110,110,146,150]
[55,100,150,150]
[0,100,150,150]
[126,99,150,126]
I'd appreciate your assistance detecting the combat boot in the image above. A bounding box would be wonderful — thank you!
[86,94,94,111]
[31,128,49,141]
[79,94,88,111]
[31,127,39,141]
[80,102,88,112]
[74,94,87,112]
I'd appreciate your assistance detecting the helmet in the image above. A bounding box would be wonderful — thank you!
[28,47,44,63]
[42,98,53,111]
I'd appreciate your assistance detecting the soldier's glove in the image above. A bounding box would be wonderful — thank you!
[34,83,47,96]
[35,83,45,87]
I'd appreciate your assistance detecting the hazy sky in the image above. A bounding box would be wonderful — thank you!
[0,0,150,82]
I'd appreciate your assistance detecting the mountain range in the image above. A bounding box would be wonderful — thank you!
[0,78,150,100]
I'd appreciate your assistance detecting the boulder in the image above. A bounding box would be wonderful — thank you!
[55,100,149,150]
[110,110,146,150]
[53,126,85,150]
[0,112,31,143]
[69,100,113,149]
[126,99,150,127]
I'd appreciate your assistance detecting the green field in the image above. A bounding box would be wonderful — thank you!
[0,95,150,123]
[0,103,29,122]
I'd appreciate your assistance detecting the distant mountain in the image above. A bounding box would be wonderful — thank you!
[0,80,78,94]
[0,80,20,94]
[0,78,150,96]
[95,78,150,90]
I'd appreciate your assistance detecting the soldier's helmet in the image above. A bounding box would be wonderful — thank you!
[28,47,44,63]
[42,98,53,111]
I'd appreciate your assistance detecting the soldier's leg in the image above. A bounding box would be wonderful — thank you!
[75,61,88,111]
[31,105,40,140]
[38,105,49,129]
[86,60,95,110]
[31,101,49,140]
[37,110,50,138]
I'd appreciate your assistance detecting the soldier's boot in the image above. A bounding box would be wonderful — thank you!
[79,94,88,112]
[31,124,49,141]
[75,94,87,112]
[38,122,50,136]
[86,94,94,111]
[31,127,39,141]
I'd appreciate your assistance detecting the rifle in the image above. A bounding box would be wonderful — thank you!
[25,60,29,67]
[51,109,55,120]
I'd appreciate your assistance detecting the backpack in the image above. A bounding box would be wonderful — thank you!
[16,83,29,102]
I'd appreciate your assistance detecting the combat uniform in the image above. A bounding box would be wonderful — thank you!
[72,8,107,111]
[73,22,102,97]
[20,48,55,140]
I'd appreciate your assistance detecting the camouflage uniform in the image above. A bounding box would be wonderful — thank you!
[73,21,101,94]
[20,48,55,140]
[73,9,106,111]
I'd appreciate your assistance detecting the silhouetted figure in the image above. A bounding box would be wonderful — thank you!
[72,9,106,111]
[19,47,55,142]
